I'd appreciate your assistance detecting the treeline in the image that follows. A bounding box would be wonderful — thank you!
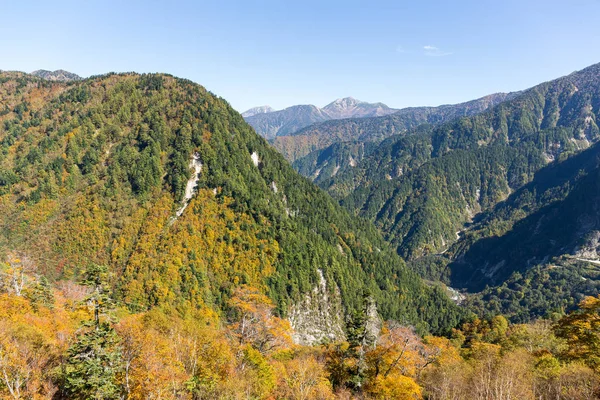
[2,262,600,399]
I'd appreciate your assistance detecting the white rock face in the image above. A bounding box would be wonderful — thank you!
[251,151,260,167]
[364,298,383,346]
[175,153,202,217]
[270,181,278,194]
[446,286,466,304]
[575,231,600,261]
[288,269,346,345]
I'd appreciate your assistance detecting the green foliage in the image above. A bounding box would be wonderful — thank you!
[63,322,123,400]
[0,71,463,336]
[320,63,600,262]
[25,276,55,309]
[448,142,600,319]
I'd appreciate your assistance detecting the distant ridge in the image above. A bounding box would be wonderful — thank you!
[31,69,81,82]
[241,105,275,118]
[244,97,398,139]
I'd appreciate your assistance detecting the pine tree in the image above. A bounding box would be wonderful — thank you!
[62,265,123,399]
[63,322,123,400]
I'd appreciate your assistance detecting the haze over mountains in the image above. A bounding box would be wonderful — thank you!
[279,92,518,165]
[243,97,399,139]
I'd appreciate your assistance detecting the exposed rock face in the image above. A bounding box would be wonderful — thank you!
[251,151,260,167]
[364,297,383,346]
[322,97,397,119]
[288,269,346,345]
[31,69,81,81]
[575,230,600,261]
[175,153,202,217]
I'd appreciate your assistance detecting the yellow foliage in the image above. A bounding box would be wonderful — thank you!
[366,373,422,400]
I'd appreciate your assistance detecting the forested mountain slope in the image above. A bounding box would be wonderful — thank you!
[438,141,600,321]
[274,92,516,163]
[324,62,600,260]
[0,71,463,338]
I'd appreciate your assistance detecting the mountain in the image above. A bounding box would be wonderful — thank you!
[0,71,464,341]
[319,62,600,263]
[241,105,274,117]
[31,69,81,81]
[322,97,397,119]
[243,97,399,139]
[274,92,517,163]
[244,104,331,139]
[444,141,600,321]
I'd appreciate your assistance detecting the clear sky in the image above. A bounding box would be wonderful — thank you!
[2,0,600,112]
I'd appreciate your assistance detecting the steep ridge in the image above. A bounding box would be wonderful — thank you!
[0,71,463,338]
[274,92,516,163]
[322,97,397,119]
[324,62,600,260]
[443,142,600,320]
[244,104,331,139]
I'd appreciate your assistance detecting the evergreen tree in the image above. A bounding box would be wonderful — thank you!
[62,264,123,399]
[63,322,123,400]
[26,276,54,309]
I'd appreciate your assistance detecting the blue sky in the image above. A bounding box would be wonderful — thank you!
[2,0,600,112]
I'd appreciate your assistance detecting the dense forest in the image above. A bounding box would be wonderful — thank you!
[313,63,600,262]
[0,71,463,339]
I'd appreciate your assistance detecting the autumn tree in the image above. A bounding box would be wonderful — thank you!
[275,352,335,400]
[555,295,600,371]
[228,285,292,354]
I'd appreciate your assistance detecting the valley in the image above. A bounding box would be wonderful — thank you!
[1,62,600,399]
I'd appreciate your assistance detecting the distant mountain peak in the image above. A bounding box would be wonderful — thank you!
[31,69,81,82]
[243,97,398,139]
[324,97,366,110]
[241,105,275,118]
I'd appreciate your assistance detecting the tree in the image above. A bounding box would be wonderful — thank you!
[115,314,187,399]
[62,264,123,399]
[555,296,600,371]
[276,353,335,400]
[63,322,123,400]
[228,285,292,354]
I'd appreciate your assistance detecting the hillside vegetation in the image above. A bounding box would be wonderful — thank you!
[323,63,600,261]
[0,71,463,336]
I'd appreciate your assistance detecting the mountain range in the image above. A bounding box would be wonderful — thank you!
[290,62,600,319]
[275,92,517,164]
[243,97,399,139]
[3,62,600,398]
[0,70,462,341]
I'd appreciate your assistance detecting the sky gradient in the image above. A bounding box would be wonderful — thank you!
[2,0,600,112]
